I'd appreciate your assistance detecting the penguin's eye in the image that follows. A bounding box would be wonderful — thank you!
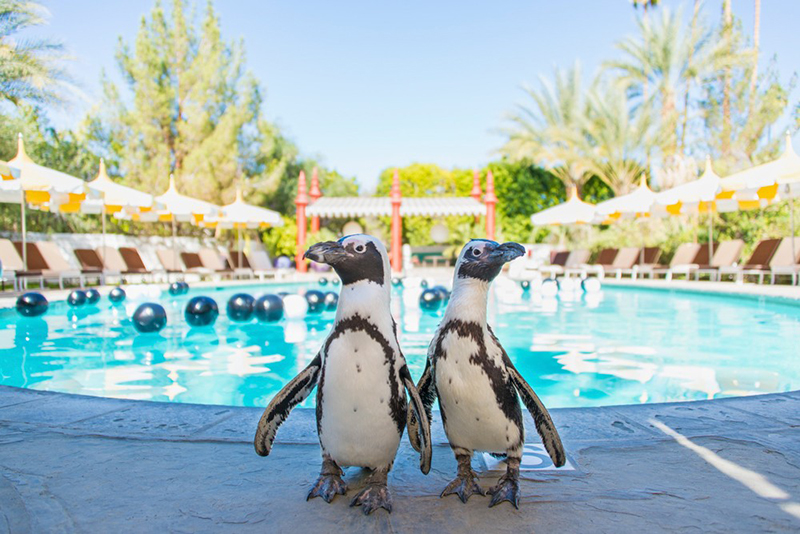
[471,248,482,257]
[354,244,367,254]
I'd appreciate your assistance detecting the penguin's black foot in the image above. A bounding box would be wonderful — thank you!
[307,474,348,503]
[350,484,393,515]
[487,474,520,509]
[440,472,485,503]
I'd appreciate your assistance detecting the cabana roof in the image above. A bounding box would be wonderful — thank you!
[306,196,485,218]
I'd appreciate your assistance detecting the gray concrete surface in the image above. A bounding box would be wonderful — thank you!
[1,385,800,533]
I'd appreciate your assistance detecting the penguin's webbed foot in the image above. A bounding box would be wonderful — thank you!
[440,471,485,503]
[487,474,520,509]
[307,473,348,503]
[350,484,393,515]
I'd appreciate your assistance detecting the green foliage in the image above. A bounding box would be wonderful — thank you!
[0,0,72,106]
[260,216,297,259]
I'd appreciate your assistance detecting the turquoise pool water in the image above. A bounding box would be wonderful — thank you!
[1,280,799,408]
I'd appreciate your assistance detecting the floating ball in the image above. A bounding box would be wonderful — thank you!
[432,285,450,302]
[109,287,126,303]
[283,294,308,319]
[419,288,443,311]
[581,277,602,293]
[132,303,167,333]
[179,281,189,294]
[391,278,403,287]
[185,296,219,327]
[318,277,329,287]
[305,290,326,314]
[541,278,560,298]
[331,278,340,286]
[227,293,255,322]
[16,292,48,317]
[169,282,183,296]
[559,278,577,293]
[67,290,87,307]
[420,279,429,289]
[85,288,101,305]
[255,294,284,322]
[324,291,339,311]
[520,280,531,291]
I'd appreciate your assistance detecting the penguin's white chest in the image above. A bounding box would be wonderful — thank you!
[319,328,402,468]
[435,330,521,453]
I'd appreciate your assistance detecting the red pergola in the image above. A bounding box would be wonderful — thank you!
[296,169,496,273]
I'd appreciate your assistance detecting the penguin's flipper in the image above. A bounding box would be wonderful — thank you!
[401,365,432,474]
[507,364,566,467]
[406,358,436,453]
[254,353,322,457]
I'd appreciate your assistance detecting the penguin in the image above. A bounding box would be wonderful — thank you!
[407,239,565,508]
[255,235,432,515]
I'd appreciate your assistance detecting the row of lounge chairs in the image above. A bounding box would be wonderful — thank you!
[538,237,800,284]
[0,238,282,291]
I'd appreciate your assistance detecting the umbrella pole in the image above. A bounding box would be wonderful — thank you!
[20,190,27,271]
[791,196,796,265]
[237,226,242,270]
[172,216,177,283]
[101,204,106,266]
[708,211,714,262]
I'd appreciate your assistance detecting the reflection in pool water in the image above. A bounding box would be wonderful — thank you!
[1,280,798,408]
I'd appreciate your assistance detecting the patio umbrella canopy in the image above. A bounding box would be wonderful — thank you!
[594,175,659,264]
[203,188,283,268]
[531,186,596,226]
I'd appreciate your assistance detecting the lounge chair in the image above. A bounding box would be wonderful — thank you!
[693,240,745,281]
[37,242,104,287]
[249,250,280,280]
[718,239,781,284]
[228,249,254,279]
[604,247,641,279]
[196,248,237,278]
[74,248,122,283]
[640,243,702,280]
[156,249,185,274]
[14,241,84,289]
[540,251,570,278]
[118,247,157,281]
[769,237,800,285]
[568,248,618,278]
[95,246,151,283]
[0,238,41,290]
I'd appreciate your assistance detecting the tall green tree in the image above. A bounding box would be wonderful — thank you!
[0,0,72,105]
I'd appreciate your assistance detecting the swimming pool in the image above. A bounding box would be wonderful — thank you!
[1,279,799,409]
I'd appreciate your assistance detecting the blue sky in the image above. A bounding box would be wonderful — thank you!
[35,1,800,191]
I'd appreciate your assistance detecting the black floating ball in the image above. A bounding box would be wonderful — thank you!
[420,279,429,289]
[227,293,255,322]
[305,290,325,314]
[185,296,219,327]
[255,294,284,322]
[168,282,183,296]
[67,290,87,307]
[179,281,190,294]
[432,285,450,302]
[133,303,167,334]
[520,280,531,291]
[109,287,126,303]
[16,292,48,317]
[419,288,443,311]
[331,278,340,286]
[318,277,329,287]
[85,288,101,305]
[391,277,403,287]
[323,291,338,311]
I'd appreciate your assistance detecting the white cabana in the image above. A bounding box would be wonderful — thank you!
[306,197,485,218]
[531,186,596,226]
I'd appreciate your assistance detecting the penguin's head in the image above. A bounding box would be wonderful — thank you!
[304,234,388,287]
[454,239,525,282]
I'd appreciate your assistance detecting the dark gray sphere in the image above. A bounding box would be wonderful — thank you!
[255,294,284,322]
[227,293,255,322]
[185,296,219,327]
[16,292,48,317]
[132,303,167,333]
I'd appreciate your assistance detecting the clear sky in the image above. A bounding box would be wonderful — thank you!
[33,0,800,191]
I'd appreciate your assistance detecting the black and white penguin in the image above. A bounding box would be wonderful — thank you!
[408,239,565,508]
[255,235,431,515]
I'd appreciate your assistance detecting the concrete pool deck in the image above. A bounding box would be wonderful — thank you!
[1,385,800,533]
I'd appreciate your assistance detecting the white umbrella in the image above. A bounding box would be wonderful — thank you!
[531,186,596,226]
[203,188,283,268]
[0,160,20,181]
[595,175,658,264]
[6,134,99,269]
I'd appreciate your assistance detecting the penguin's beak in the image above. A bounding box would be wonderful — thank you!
[304,241,347,265]
[489,242,525,264]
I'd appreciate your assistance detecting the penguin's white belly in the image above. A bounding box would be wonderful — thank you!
[436,333,520,453]
[319,330,402,469]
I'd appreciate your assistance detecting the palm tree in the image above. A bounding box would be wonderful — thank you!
[584,79,656,194]
[500,63,595,195]
[0,0,71,105]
